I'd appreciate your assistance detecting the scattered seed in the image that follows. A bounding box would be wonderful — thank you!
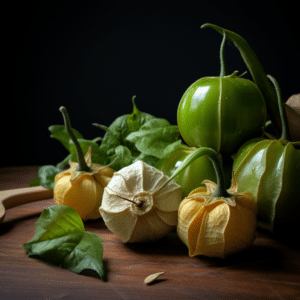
[144,272,165,285]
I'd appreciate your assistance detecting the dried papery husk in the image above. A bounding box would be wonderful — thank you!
[54,148,115,221]
[177,177,257,258]
[99,160,182,243]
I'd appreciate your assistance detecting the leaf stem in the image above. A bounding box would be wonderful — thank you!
[127,95,141,133]
[267,75,290,141]
[59,106,91,172]
[131,95,138,114]
[163,147,230,197]
[220,33,227,77]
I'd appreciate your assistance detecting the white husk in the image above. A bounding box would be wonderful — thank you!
[99,161,182,243]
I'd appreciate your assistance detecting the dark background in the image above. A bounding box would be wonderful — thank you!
[4,0,300,167]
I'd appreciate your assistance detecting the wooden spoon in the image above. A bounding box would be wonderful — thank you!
[0,186,53,224]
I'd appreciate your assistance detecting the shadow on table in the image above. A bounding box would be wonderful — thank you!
[0,212,42,236]
[124,229,293,275]
[125,230,189,257]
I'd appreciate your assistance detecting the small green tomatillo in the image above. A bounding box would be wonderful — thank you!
[156,144,232,198]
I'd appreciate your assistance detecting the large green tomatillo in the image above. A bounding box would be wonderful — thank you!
[233,76,300,237]
[177,71,266,156]
[156,144,232,198]
[233,138,300,234]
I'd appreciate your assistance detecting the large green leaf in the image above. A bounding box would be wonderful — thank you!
[23,206,106,280]
[126,118,182,159]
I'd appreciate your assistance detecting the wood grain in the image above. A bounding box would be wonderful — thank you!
[0,166,299,300]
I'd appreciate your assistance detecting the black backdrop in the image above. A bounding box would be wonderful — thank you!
[5,0,300,167]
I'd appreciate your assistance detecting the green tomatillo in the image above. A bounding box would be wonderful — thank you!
[233,75,300,238]
[200,23,281,135]
[156,144,232,198]
[177,33,266,156]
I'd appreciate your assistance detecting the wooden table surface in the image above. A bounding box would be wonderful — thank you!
[0,166,299,300]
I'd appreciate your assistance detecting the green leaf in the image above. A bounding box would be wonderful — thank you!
[126,95,154,133]
[23,206,106,280]
[105,146,134,171]
[126,118,181,159]
[98,96,155,156]
[99,125,122,156]
[36,165,62,190]
[138,118,170,130]
[114,145,133,169]
[132,152,159,166]
[161,139,182,157]
[49,125,84,151]
[29,177,40,187]
[56,154,72,169]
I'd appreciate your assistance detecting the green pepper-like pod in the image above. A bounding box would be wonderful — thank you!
[233,76,300,237]
[177,34,266,156]
[201,23,281,135]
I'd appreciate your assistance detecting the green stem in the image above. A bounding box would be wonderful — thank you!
[127,95,141,132]
[165,147,230,197]
[220,33,227,77]
[131,95,138,114]
[201,23,281,135]
[267,75,290,141]
[59,106,91,172]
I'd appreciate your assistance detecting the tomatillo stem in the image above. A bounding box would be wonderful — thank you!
[118,195,144,207]
[59,106,91,172]
[220,33,227,77]
[267,75,290,141]
[164,147,230,197]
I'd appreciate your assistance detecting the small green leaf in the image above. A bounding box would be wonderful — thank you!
[23,206,106,280]
[29,177,40,187]
[114,145,133,169]
[37,165,62,190]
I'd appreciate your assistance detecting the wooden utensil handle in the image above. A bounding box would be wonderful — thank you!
[0,186,53,210]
